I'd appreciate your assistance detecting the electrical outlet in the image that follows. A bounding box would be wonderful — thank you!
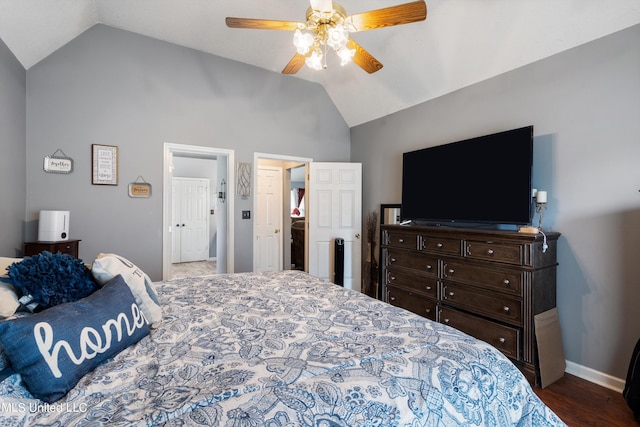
[242,210,251,219]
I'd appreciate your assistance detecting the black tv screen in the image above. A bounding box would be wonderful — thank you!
[401,126,534,225]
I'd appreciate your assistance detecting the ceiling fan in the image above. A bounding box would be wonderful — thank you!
[226,0,427,74]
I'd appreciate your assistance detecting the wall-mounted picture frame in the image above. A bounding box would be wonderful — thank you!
[92,144,118,185]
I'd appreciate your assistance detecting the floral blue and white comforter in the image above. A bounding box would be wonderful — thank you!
[0,270,566,426]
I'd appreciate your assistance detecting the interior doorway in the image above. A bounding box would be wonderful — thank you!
[163,143,235,280]
[253,153,312,272]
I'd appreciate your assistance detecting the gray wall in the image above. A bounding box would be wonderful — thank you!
[25,24,350,278]
[0,38,26,257]
[351,25,640,381]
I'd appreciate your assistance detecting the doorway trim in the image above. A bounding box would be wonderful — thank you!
[163,143,235,280]
[253,152,312,272]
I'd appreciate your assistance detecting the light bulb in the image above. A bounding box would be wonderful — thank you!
[293,29,314,55]
[305,49,324,70]
[337,47,355,66]
[327,24,348,50]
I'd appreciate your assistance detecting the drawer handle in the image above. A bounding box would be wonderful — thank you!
[425,308,431,313]
[425,286,432,291]
[390,258,396,263]
[487,249,494,255]
[390,276,396,281]
[398,239,404,243]
[503,306,510,313]
[436,242,443,248]
[448,291,455,297]
[499,337,506,344]
[444,318,450,324]
[390,297,396,301]
[426,265,432,270]
[503,279,511,287]
[448,268,455,275]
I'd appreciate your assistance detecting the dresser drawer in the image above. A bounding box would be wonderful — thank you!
[387,285,437,321]
[386,266,437,298]
[420,236,461,255]
[441,282,522,326]
[54,241,78,256]
[465,240,523,265]
[387,249,438,277]
[439,306,520,359]
[442,259,523,296]
[385,230,418,250]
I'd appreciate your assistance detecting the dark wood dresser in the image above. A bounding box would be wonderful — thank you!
[23,239,81,258]
[380,224,559,383]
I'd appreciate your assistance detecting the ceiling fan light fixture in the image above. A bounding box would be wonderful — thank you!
[327,24,349,50]
[305,49,324,70]
[337,46,355,66]
[293,29,315,54]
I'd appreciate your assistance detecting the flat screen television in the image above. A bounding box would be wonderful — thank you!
[401,126,534,226]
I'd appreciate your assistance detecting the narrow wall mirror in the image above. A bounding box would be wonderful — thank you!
[378,204,401,300]
[380,204,401,225]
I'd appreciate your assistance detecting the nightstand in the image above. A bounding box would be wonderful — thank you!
[23,239,81,258]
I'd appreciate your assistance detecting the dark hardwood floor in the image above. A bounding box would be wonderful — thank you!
[534,374,638,426]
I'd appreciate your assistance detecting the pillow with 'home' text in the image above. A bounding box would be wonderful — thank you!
[0,274,150,403]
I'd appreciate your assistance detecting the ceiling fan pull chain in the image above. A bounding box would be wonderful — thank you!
[323,44,328,69]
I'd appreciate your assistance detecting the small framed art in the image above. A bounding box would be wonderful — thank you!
[92,144,118,185]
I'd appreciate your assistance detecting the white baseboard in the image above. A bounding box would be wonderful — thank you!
[565,360,626,393]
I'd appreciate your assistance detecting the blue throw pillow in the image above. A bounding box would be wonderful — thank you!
[2,251,99,311]
[0,274,150,403]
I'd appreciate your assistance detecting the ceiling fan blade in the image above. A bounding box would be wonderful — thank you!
[347,39,383,74]
[282,53,307,74]
[309,0,333,13]
[348,0,427,32]
[225,17,301,31]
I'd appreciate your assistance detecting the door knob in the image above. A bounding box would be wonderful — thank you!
[274,229,280,233]
[355,233,360,239]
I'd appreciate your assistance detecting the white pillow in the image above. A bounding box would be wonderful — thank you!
[0,257,21,318]
[91,253,162,327]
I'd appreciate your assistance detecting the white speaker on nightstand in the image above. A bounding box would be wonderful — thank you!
[38,210,70,242]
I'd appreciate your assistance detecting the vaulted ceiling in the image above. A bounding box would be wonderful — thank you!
[0,0,638,126]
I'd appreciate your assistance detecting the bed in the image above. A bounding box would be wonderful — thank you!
[0,268,566,426]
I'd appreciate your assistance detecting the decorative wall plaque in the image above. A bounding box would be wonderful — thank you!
[43,149,73,174]
[128,176,152,198]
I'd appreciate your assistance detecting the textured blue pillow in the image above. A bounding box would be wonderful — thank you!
[2,251,99,311]
[0,274,150,403]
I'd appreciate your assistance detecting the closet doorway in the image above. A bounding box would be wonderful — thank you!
[163,143,235,281]
[171,177,210,264]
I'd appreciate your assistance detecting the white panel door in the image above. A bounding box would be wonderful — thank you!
[308,162,362,291]
[172,178,210,263]
[254,166,283,271]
